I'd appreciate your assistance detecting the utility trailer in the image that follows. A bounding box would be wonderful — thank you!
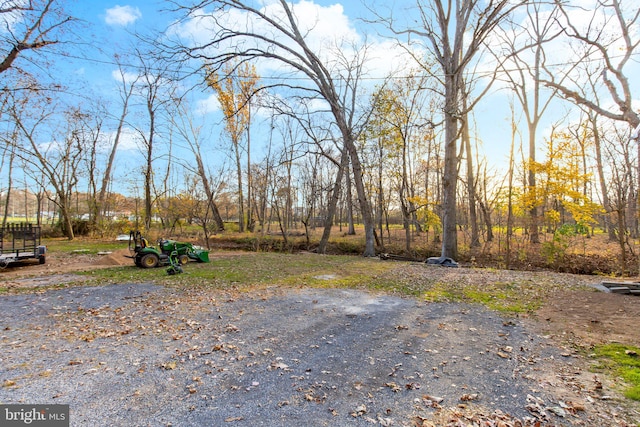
[0,224,46,269]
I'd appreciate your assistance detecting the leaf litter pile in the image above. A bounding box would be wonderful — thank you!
[1,261,639,426]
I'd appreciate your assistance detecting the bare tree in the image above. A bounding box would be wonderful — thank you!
[601,123,636,272]
[541,0,639,129]
[166,0,378,256]
[74,105,104,229]
[171,99,225,233]
[368,74,433,253]
[261,90,342,253]
[380,0,523,259]
[0,121,18,227]
[130,49,178,231]
[10,94,84,239]
[540,0,639,250]
[94,57,139,227]
[0,1,75,228]
[0,0,74,77]
[460,95,479,248]
[493,2,565,244]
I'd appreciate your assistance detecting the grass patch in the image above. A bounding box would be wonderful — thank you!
[421,281,542,313]
[80,253,400,291]
[462,287,539,313]
[44,238,127,254]
[592,344,640,401]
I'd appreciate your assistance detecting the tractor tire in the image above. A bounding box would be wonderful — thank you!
[140,253,160,268]
[178,254,189,265]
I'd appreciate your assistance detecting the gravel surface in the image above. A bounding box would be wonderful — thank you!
[0,282,637,426]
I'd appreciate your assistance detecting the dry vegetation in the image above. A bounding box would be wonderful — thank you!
[199,225,632,277]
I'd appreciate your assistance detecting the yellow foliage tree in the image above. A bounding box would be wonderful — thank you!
[205,61,259,232]
[527,130,603,232]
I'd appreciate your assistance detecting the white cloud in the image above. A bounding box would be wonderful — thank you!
[117,127,141,151]
[105,5,142,27]
[111,68,139,84]
[195,94,221,115]
[98,127,141,153]
[0,2,25,34]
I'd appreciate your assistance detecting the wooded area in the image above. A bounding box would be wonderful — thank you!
[1,1,639,272]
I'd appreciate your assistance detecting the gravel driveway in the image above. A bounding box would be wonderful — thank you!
[0,283,635,426]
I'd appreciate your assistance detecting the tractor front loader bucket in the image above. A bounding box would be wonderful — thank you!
[191,249,209,263]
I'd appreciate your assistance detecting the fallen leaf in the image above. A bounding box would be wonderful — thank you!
[422,394,443,407]
[413,416,436,427]
[269,360,290,371]
[161,361,177,370]
[547,406,567,417]
[384,382,401,393]
[351,404,367,417]
[225,324,240,332]
[566,401,585,412]
[460,393,479,401]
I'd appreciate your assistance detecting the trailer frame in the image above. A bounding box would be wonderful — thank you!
[0,223,46,268]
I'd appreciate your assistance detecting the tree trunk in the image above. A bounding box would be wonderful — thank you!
[143,104,155,231]
[234,137,245,232]
[318,149,348,254]
[57,194,75,240]
[246,107,254,232]
[589,114,616,241]
[401,134,411,252]
[194,152,225,231]
[377,139,385,249]
[528,128,539,243]
[345,160,356,235]
[506,117,516,270]
[441,73,459,260]
[1,144,14,228]
[462,110,480,248]
[344,135,376,257]
[98,75,134,224]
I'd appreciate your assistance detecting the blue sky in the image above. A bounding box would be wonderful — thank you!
[5,1,640,200]
[71,1,638,135]
[60,1,428,165]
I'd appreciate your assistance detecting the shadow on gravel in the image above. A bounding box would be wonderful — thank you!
[0,283,607,426]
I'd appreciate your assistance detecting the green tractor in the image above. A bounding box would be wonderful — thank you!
[128,230,210,269]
